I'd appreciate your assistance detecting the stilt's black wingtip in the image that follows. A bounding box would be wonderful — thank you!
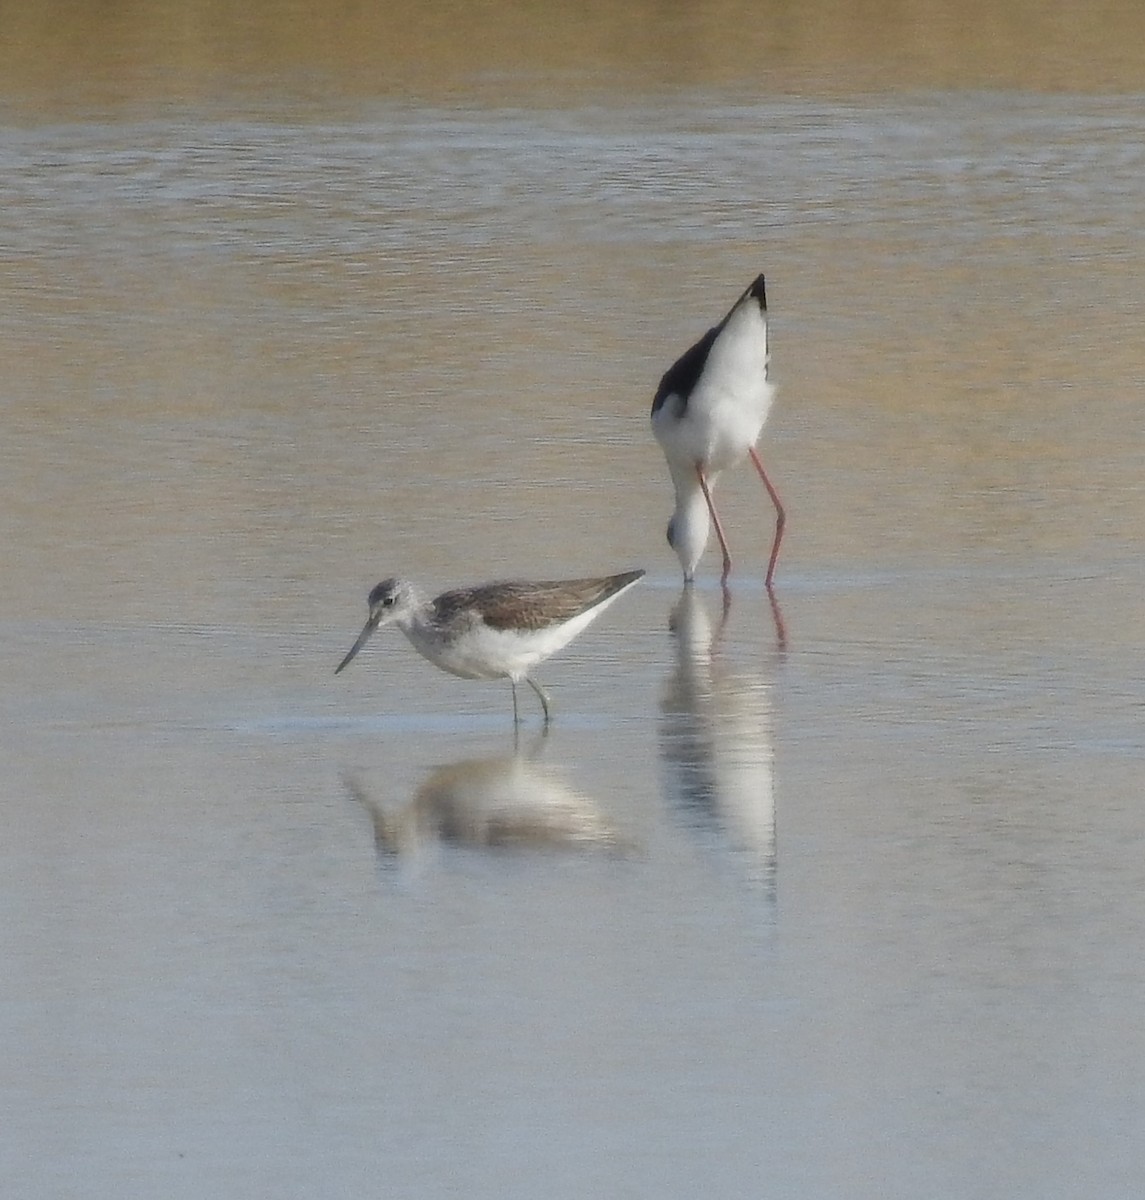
[749,273,767,308]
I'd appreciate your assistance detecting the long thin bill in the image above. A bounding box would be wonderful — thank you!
[335,618,378,675]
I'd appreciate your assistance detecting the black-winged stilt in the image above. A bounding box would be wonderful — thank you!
[651,274,785,588]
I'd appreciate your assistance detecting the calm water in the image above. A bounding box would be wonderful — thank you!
[4,3,1145,1197]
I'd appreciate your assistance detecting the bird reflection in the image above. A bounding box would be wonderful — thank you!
[659,587,777,891]
[342,734,624,867]
[719,578,787,651]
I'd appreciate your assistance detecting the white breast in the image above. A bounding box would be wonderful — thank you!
[402,603,614,682]
[654,299,775,474]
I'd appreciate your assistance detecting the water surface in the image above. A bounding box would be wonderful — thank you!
[3,3,1145,1197]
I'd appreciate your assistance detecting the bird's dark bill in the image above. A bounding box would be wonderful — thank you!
[335,617,378,674]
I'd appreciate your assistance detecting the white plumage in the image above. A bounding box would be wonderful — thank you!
[335,571,644,723]
[651,274,785,587]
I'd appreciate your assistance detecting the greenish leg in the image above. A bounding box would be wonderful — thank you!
[526,676,552,725]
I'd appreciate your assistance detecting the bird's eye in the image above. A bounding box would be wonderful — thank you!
[382,595,395,607]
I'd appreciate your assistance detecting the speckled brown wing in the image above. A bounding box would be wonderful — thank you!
[432,571,644,633]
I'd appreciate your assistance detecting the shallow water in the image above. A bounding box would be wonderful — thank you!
[4,3,1145,1197]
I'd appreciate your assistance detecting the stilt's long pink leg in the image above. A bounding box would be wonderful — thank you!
[696,466,734,584]
[766,582,788,651]
[749,447,785,588]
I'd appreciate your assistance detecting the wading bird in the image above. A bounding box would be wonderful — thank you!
[335,571,644,723]
[651,274,785,588]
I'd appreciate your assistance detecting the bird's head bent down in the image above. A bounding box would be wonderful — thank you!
[335,578,419,674]
[649,273,782,587]
[665,481,712,583]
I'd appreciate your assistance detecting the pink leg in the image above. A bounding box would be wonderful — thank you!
[695,465,734,584]
[748,447,785,588]
[766,582,788,651]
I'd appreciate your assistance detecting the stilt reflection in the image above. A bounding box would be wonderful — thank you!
[659,587,777,891]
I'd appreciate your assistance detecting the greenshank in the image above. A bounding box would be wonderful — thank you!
[335,570,644,723]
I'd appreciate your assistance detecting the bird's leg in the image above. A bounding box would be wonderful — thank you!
[526,676,553,725]
[748,447,786,588]
[720,577,733,623]
[521,724,551,759]
[511,679,521,726]
[695,465,734,584]
[766,584,788,652]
